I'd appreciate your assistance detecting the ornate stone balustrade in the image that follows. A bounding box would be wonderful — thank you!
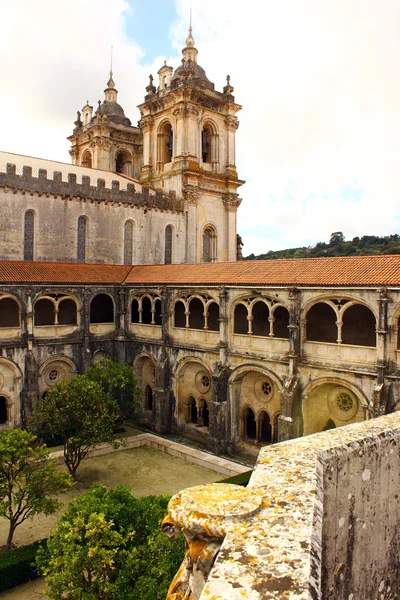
[163,412,400,599]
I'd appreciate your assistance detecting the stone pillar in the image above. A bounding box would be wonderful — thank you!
[218,287,228,365]
[139,116,154,184]
[184,187,200,264]
[162,483,262,600]
[153,290,172,433]
[223,194,241,262]
[209,364,231,453]
[224,115,239,177]
[81,290,92,372]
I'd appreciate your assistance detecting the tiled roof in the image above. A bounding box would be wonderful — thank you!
[0,261,131,284]
[125,255,400,287]
[1,255,400,286]
[0,151,141,192]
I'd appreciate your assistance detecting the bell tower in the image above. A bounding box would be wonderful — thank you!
[138,28,244,263]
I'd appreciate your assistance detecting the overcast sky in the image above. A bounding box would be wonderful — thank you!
[1,0,400,256]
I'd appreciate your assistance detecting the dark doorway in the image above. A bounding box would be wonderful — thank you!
[260,411,272,443]
[0,396,7,424]
[246,408,256,440]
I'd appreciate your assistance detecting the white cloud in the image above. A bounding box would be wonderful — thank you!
[1,0,400,254]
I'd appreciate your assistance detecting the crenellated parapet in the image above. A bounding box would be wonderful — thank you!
[0,163,183,213]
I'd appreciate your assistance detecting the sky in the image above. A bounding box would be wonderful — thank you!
[1,0,400,256]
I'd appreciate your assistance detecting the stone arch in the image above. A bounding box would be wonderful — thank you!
[306,301,338,343]
[302,377,368,436]
[34,294,79,326]
[157,120,173,168]
[233,302,249,334]
[0,395,8,424]
[81,150,92,168]
[251,300,270,336]
[144,385,153,411]
[23,209,35,261]
[34,297,56,326]
[272,305,290,338]
[0,358,22,427]
[206,301,219,331]
[174,299,187,328]
[257,409,272,443]
[90,293,114,324]
[341,303,376,346]
[58,298,78,325]
[240,405,257,440]
[141,295,153,325]
[0,295,20,328]
[202,224,217,263]
[115,148,132,175]
[201,119,219,165]
[165,224,173,264]
[188,296,205,329]
[134,352,156,410]
[124,220,134,265]
[175,358,212,424]
[38,356,77,398]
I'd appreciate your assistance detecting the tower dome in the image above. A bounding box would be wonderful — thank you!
[99,72,132,126]
[171,28,214,91]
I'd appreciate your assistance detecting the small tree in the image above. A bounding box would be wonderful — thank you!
[29,375,122,477]
[86,358,141,418]
[37,484,184,600]
[0,429,73,550]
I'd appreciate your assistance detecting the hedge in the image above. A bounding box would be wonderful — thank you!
[0,539,46,592]
[220,469,253,486]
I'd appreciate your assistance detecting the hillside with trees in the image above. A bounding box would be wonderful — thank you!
[245,232,400,261]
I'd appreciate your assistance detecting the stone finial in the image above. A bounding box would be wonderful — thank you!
[146,74,156,95]
[185,26,195,48]
[162,483,262,600]
[74,111,82,128]
[223,74,234,95]
[107,70,115,89]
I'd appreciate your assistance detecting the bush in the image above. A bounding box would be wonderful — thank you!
[0,539,46,592]
[220,470,253,486]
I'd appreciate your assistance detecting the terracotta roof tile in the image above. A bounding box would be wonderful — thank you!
[124,255,400,287]
[1,255,400,287]
[0,261,131,284]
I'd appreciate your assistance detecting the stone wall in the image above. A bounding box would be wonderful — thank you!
[162,412,400,599]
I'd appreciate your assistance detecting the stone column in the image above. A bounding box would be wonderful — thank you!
[153,290,172,433]
[139,115,154,184]
[223,194,242,262]
[218,287,228,365]
[184,187,200,264]
[209,364,231,453]
[224,115,239,177]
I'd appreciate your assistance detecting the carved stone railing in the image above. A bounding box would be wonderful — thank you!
[163,412,400,599]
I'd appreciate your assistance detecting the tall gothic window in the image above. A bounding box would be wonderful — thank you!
[124,221,133,265]
[24,210,35,261]
[157,122,173,170]
[77,216,87,263]
[165,225,172,264]
[203,226,217,263]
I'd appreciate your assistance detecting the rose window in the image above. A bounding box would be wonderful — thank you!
[201,375,210,388]
[262,382,272,396]
[336,392,353,412]
[48,369,59,382]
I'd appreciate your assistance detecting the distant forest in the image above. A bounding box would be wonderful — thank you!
[244,232,400,261]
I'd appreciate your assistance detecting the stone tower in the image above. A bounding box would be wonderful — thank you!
[138,28,244,263]
[68,72,143,179]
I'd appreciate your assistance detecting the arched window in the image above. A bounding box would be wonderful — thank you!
[188,396,198,424]
[189,298,205,329]
[245,408,256,440]
[252,301,270,336]
[306,303,337,343]
[58,299,77,325]
[157,122,173,169]
[154,299,162,326]
[174,301,186,328]
[203,226,217,263]
[90,294,114,324]
[77,216,87,263]
[201,122,219,165]
[0,397,7,424]
[207,302,219,331]
[131,299,140,323]
[24,210,35,261]
[144,385,153,411]
[234,304,248,334]
[142,297,152,325]
[116,150,132,175]
[81,150,92,168]
[165,225,172,264]
[342,304,376,347]
[34,299,55,326]
[124,221,133,265]
[0,298,20,327]
[273,306,290,338]
[260,411,272,443]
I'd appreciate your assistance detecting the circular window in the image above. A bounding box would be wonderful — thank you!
[195,371,211,393]
[328,386,359,421]
[48,369,59,382]
[255,377,273,402]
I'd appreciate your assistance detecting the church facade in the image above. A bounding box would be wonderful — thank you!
[0,31,400,453]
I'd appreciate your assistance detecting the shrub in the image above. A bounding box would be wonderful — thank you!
[0,539,46,592]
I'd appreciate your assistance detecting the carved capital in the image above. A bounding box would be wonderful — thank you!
[225,115,239,130]
[183,186,201,206]
[140,115,154,132]
[223,193,241,211]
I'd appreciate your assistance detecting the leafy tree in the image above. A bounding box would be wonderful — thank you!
[29,375,122,477]
[329,231,345,246]
[0,429,73,550]
[86,358,141,418]
[37,484,184,600]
